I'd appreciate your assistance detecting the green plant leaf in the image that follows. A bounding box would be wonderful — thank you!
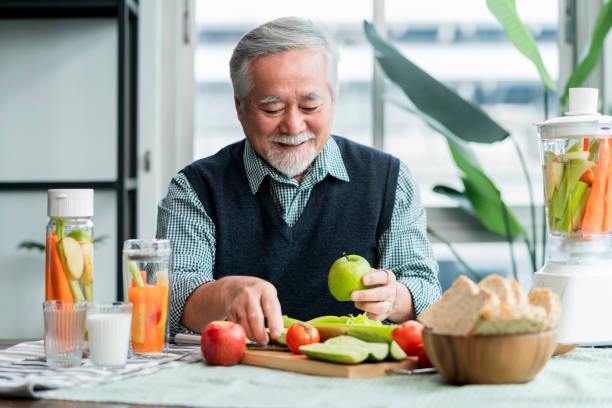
[17,241,46,252]
[432,185,476,216]
[560,0,612,106]
[487,0,558,92]
[448,141,527,240]
[388,98,481,169]
[364,21,509,144]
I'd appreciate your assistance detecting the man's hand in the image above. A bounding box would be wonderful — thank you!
[223,276,284,345]
[350,269,397,321]
[350,269,415,322]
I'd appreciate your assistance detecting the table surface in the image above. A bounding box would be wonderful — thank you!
[0,339,176,408]
[3,339,612,407]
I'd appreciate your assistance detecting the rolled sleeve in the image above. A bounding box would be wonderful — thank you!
[377,162,441,317]
[156,172,216,337]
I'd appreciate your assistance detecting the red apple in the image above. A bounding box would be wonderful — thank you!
[391,320,423,356]
[201,321,246,366]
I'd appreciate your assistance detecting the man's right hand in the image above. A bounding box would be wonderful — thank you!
[181,275,284,345]
[220,276,283,345]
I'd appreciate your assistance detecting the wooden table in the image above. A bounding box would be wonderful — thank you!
[0,339,188,408]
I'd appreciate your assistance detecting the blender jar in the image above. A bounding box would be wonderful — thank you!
[537,88,612,263]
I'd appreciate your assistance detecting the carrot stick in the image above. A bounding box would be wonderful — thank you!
[604,138,612,232]
[50,232,73,302]
[45,233,55,300]
[583,138,609,233]
[584,138,590,152]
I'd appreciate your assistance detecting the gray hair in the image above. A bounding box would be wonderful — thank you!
[229,17,339,107]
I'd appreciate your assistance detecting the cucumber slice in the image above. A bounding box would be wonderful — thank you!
[347,327,389,343]
[268,328,287,345]
[325,335,388,361]
[299,343,368,364]
[388,340,407,361]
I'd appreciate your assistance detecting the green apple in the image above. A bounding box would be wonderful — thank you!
[328,253,371,301]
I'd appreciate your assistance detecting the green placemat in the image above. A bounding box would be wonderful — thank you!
[40,348,612,407]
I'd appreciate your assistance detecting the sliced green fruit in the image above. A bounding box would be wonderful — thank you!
[267,328,288,346]
[388,340,407,361]
[67,230,91,242]
[543,157,564,202]
[309,323,396,342]
[307,315,349,325]
[566,140,583,154]
[299,343,369,365]
[325,335,388,361]
[543,150,556,165]
[347,327,389,343]
[589,138,602,161]
[566,159,594,187]
[283,315,303,328]
[559,181,589,233]
[562,151,589,161]
[80,242,94,286]
[61,237,84,280]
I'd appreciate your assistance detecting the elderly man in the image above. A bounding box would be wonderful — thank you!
[157,17,441,345]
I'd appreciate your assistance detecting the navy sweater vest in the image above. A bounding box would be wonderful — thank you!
[181,136,399,321]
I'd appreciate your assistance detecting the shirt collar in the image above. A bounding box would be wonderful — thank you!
[242,136,350,195]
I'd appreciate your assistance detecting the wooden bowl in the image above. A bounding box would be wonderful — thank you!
[422,329,557,384]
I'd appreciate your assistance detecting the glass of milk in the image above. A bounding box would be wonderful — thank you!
[87,302,133,369]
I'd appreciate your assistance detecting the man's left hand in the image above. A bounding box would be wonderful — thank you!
[350,269,398,321]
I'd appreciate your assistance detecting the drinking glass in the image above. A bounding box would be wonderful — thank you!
[123,239,172,356]
[87,302,133,369]
[43,300,87,368]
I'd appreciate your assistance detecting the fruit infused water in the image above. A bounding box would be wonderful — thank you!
[123,239,172,355]
[46,190,94,304]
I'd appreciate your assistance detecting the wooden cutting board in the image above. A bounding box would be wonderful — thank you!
[241,349,419,378]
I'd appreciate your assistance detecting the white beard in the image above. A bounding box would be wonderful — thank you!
[265,133,317,178]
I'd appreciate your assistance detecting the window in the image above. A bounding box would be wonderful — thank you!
[194,0,373,157]
[193,1,559,285]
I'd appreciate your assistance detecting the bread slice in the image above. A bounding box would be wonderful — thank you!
[418,275,500,335]
[510,279,528,306]
[478,274,516,306]
[474,303,546,335]
[528,288,562,330]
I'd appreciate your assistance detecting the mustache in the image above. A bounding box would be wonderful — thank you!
[268,133,316,146]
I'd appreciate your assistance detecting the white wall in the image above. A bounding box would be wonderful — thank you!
[0,19,117,181]
[0,19,118,338]
[138,0,195,238]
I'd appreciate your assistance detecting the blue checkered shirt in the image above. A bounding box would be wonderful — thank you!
[157,137,441,336]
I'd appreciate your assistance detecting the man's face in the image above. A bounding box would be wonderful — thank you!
[235,48,335,180]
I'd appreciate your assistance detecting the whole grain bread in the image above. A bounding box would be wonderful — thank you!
[418,274,561,336]
[417,275,499,335]
[528,288,562,330]
[478,274,516,305]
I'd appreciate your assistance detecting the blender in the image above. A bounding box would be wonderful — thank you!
[534,87,612,345]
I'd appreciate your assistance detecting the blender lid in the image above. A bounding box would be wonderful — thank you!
[537,88,612,139]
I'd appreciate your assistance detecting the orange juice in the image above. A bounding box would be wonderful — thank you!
[127,284,168,353]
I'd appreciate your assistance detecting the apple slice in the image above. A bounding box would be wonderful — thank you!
[61,236,84,280]
[80,242,94,285]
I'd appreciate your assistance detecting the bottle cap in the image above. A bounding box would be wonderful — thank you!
[567,88,599,115]
[47,189,94,217]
